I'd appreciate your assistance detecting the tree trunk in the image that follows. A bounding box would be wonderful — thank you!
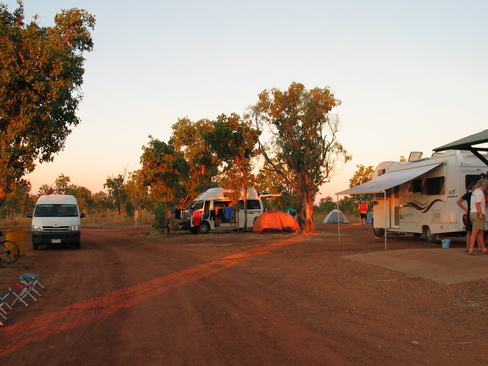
[303,189,315,233]
[242,182,248,231]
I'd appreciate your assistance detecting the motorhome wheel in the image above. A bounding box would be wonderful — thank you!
[423,226,439,243]
[373,228,385,237]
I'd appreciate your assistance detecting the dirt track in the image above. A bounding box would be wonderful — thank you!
[1,224,488,365]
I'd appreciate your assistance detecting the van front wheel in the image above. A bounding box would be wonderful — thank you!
[197,221,210,234]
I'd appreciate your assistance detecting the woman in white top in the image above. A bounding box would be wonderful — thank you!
[468,179,488,255]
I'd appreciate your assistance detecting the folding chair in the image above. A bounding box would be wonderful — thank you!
[20,273,44,297]
[9,283,37,307]
[0,291,12,326]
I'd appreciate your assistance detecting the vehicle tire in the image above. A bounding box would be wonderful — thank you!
[197,221,210,234]
[0,240,20,264]
[424,226,439,243]
[74,241,81,249]
[33,243,39,250]
[373,228,385,237]
[413,233,422,237]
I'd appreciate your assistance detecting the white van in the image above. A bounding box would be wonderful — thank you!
[26,195,85,250]
[178,187,274,234]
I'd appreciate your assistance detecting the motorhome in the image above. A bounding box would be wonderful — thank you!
[179,187,272,234]
[340,150,488,243]
[27,194,86,250]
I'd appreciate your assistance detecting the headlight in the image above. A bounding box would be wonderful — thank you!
[70,225,80,231]
[32,225,43,231]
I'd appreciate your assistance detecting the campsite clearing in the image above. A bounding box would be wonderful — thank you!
[1,224,487,365]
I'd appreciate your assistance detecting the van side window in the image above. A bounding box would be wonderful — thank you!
[409,179,423,193]
[422,177,445,195]
[238,200,261,210]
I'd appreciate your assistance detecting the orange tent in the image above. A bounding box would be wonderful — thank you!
[252,210,301,234]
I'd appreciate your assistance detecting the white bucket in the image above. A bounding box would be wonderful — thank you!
[441,239,451,248]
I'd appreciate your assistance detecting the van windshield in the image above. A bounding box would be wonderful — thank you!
[34,204,79,217]
[184,201,204,210]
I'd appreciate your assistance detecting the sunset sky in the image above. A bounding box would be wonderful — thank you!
[5,0,488,201]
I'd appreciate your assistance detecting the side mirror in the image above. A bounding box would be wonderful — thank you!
[80,213,86,218]
[26,212,32,218]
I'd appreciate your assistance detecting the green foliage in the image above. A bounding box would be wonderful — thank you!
[0,180,32,218]
[255,161,298,211]
[104,172,128,215]
[349,164,374,206]
[0,2,95,206]
[171,118,220,206]
[152,201,177,232]
[140,137,190,206]
[316,196,337,213]
[338,196,356,215]
[203,113,260,230]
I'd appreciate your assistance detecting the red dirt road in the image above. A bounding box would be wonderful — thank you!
[1,224,488,365]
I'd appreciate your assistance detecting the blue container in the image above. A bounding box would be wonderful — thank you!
[441,239,451,248]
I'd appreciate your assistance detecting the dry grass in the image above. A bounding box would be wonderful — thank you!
[0,210,154,229]
[2,210,354,229]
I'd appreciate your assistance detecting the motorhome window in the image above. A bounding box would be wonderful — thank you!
[35,204,78,217]
[465,175,482,190]
[409,179,423,193]
[422,177,445,195]
[377,169,386,176]
[237,200,261,210]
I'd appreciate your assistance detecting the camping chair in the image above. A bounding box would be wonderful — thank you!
[19,274,44,297]
[0,291,12,325]
[9,283,37,307]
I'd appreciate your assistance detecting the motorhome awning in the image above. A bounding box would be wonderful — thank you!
[335,163,442,195]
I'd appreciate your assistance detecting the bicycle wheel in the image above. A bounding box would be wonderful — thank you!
[0,240,20,264]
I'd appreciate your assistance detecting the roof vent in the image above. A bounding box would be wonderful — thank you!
[408,151,423,162]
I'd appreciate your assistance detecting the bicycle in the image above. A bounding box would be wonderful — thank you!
[0,231,20,265]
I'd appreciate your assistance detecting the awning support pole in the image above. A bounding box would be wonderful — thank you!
[336,195,340,242]
[383,190,387,250]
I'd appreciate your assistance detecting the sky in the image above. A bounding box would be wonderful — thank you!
[4,0,488,202]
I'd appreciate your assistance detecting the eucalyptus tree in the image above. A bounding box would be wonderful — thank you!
[104,173,127,215]
[251,82,351,233]
[0,2,95,207]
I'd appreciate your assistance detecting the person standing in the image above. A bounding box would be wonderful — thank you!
[456,181,480,252]
[358,201,368,229]
[468,179,488,255]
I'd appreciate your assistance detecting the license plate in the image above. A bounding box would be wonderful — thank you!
[51,239,62,243]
